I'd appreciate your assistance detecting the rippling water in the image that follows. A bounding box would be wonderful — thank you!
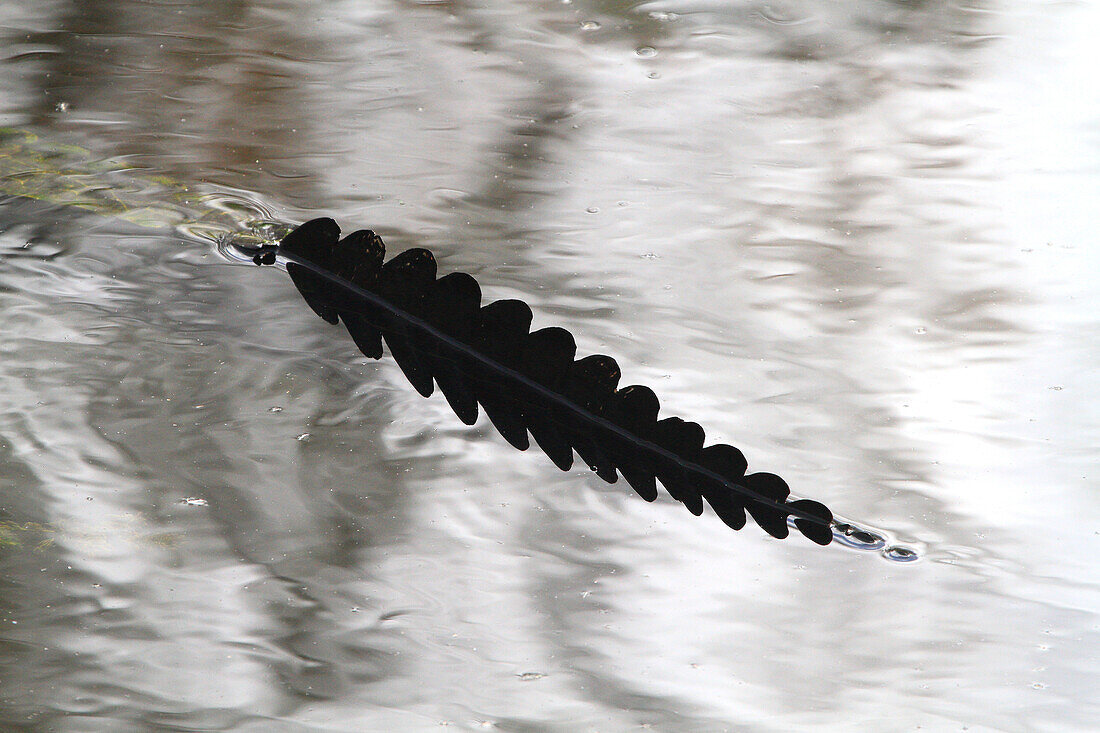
[1,1,1098,730]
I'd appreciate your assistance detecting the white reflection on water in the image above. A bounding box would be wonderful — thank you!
[1,0,1098,730]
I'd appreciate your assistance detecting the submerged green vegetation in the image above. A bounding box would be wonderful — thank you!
[0,127,285,246]
[0,520,54,553]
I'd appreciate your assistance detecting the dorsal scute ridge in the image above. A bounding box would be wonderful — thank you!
[275,218,836,544]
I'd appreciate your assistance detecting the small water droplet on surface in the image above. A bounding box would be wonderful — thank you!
[517,672,545,681]
[180,497,208,507]
[269,406,283,412]
[635,46,657,58]
[642,252,660,259]
[915,326,927,335]
[580,20,600,30]
[1048,386,1063,391]
[296,433,312,442]
[647,72,661,79]
[648,11,678,21]
[585,206,599,214]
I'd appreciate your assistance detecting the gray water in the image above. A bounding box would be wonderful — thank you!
[1,1,1097,731]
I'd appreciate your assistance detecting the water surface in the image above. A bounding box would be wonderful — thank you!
[1,1,1097,730]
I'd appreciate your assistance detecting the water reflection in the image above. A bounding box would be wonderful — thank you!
[1,0,1098,730]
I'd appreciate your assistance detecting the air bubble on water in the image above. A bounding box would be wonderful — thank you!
[830,522,921,562]
[296,433,312,442]
[517,672,545,681]
[832,522,887,550]
[180,497,208,507]
[580,20,600,30]
[883,546,919,562]
[586,206,599,214]
[647,72,661,79]
[915,326,927,335]
[635,46,657,58]
[269,406,283,413]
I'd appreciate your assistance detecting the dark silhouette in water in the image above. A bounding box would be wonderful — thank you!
[255,217,836,545]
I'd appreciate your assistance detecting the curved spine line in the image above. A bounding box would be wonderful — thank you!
[276,246,833,530]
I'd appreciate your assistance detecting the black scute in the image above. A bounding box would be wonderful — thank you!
[789,499,834,545]
[573,437,618,484]
[742,472,791,539]
[560,355,623,481]
[421,273,484,425]
[334,229,386,285]
[522,328,576,382]
[699,444,749,530]
[381,330,435,397]
[344,314,385,360]
[426,273,482,337]
[652,417,706,515]
[281,218,342,324]
[606,386,660,501]
[521,328,579,472]
[478,299,533,342]
[334,229,388,359]
[472,300,533,450]
[377,248,439,398]
[564,355,621,414]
